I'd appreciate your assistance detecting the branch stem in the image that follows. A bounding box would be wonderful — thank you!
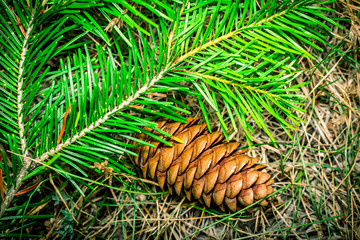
[0,16,34,218]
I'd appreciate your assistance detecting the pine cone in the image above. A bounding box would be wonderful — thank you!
[134,118,274,211]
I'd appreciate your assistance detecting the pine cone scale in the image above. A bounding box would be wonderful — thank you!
[192,178,205,199]
[134,118,275,211]
[184,165,196,189]
[218,159,237,183]
[148,155,159,179]
[195,154,212,179]
[242,171,259,189]
[167,163,179,185]
[158,147,173,171]
[213,183,226,205]
[225,196,237,212]
[227,179,243,198]
[203,167,219,194]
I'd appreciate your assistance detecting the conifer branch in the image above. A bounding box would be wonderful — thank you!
[17,17,33,159]
[36,71,165,163]
[0,15,34,218]
[179,70,283,100]
[175,9,288,63]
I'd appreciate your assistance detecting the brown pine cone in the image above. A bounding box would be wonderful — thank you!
[134,118,274,212]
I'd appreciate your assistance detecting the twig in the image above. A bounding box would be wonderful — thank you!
[0,14,34,219]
